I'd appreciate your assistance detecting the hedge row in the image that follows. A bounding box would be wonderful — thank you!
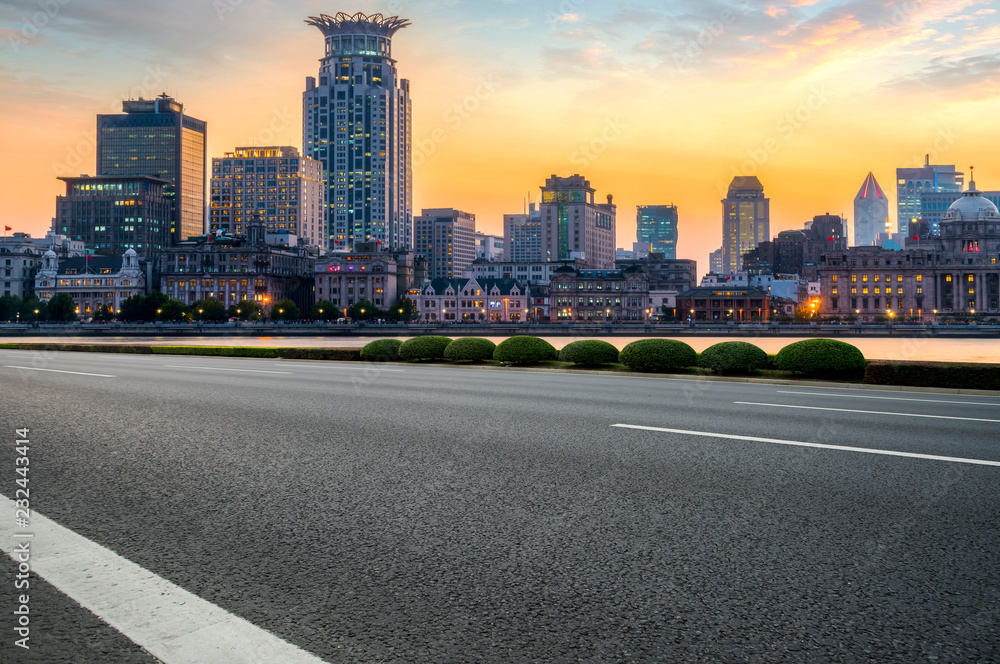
[865,361,1000,391]
[4,339,996,391]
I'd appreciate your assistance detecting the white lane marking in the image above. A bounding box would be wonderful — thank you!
[734,401,1000,423]
[612,424,1000,467]
[776,390,1000,407]
[276,363,405,372]
[163,365,292,375]
[0,496,328,664]
[4,365,116,378]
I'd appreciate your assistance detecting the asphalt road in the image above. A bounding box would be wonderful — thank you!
[1,349,999,663]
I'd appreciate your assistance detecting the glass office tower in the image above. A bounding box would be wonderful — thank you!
[97,95,207,243]
[637,205,679,259]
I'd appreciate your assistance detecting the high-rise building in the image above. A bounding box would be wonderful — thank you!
[503,203,542,262]
[709,247,724,275]
[920,190,1000,236]
[303,12,413,252]
[853,172,889,247]
[540,174,616,269]
[54,175,172,258]
[97,95,207,243]
[636,205,678,259]
[896,156,963,235]
[209,147,326,246]
[722,176,769,274]
[414,208,476,280]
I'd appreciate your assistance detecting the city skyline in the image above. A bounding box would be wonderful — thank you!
[2,0,999,274]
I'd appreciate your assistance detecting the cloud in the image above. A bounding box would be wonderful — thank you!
[882,52,1000,97]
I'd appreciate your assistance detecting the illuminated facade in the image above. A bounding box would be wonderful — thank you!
[896,156,963,236]
[303,12,413,252]
[636,205,678,260]
[54,175,171,259]
[540,175,617,269]
[820,182,1000,320]
[721,176,769,274]
[314,249,398,311]
[417,277,527,322]
[35,249,146,318]
[97,95,207,243]
[414,208,477,280]
[210,147,326,247]
[853,172,889,247]
[503,204,543,262]
[549,265,650,322]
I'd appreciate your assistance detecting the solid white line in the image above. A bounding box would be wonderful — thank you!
[163,365,292,375]
[775,390,1000,407]
[611,424,1000,467]
[0,496,327,664]
[4,365,115,378]
[735,401,1000,423]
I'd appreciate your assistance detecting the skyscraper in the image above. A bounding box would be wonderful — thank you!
[540,174,616,269]
[721,176,769,274]
[303,12,413,252]
[636,205,678,259]
[896,156,963,235]
[503,204,543,262]
[97,95,207,243]
[853,172,889,247]
[209,147,326,246]
[414,208,476,279]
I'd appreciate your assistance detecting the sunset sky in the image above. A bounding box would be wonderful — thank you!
[2,0,999,273]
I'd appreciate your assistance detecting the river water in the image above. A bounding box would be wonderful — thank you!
[5,334,998,363]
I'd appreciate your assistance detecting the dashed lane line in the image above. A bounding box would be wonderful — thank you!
[612,424,1000,467]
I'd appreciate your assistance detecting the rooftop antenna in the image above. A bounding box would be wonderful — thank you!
[969,165,975,190]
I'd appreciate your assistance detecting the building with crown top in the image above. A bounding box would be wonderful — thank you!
[722,176,769,274]
[303,12,413,253]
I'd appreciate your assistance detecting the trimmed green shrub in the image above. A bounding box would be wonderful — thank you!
[774,339,866,378]
[699,341,768,375]
[444,337,496,362]
[493,336,558,365]
[865,361,1000,391]
[360,339,403,362]
[559,340,620,366]
[619,339,697,373]
[397,336,453,361]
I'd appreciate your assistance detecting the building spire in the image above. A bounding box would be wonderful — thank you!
[969,165,976,191]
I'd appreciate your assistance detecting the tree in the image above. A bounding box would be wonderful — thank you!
[158,298,188,321]
[389,296,417,322]
[46,293,78,322]
[93,305,115,322]
[0,294,21,322]
[190,297,227,322]
[229,300,263,321]
[311,300,340,321]
[19,296,46,322]
[348,299,378,321]
[119,294,145,322]
[269,299,299,322]
[142,291,170,321]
